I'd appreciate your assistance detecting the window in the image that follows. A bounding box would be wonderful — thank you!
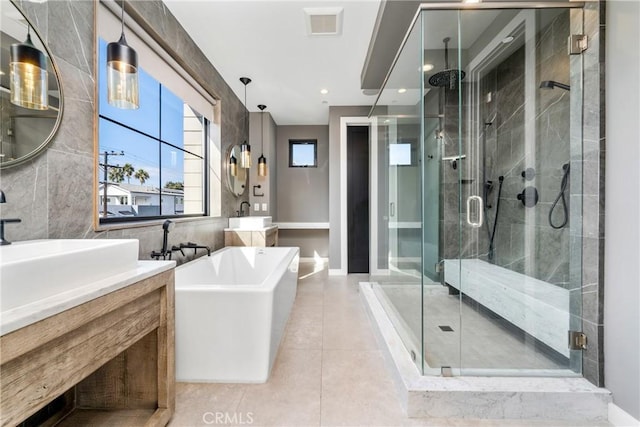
[289,140,318,167]
[389,142,412,166]
[97,38,208,223]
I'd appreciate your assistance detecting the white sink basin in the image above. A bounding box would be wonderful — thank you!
[228,216,272,229]
[0,239,139,313]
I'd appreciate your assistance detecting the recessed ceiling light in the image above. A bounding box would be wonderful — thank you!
[502,36,515,44]
[398,88,407,94]
[463,0,481,3]
[320,89,329,95]
[0,70,4,76]
[423,64,434,72]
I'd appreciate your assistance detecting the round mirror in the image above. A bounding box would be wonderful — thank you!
[0,0,63,169]
[226,144,247,197]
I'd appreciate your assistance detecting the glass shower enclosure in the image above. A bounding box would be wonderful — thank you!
[370,2,584,377]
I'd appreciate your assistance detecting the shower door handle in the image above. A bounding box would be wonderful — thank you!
[390,202,395,217]
[466,195,484,228]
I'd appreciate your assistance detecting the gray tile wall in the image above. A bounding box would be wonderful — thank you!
[0,0,248,265]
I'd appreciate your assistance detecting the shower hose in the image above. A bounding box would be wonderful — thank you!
[549,163,570,229]
[486,176,505,261]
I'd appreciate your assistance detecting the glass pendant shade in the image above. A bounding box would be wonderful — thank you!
[258,154,267,177]
[240,143,251,168]
[10,33,48,110]
[230,153,238,177]
[257,104,268,177]
[107,33,139,109]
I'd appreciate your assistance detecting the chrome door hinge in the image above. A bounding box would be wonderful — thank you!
[568,331,588,350]
[568,34,588,55]
[435,261,443,273]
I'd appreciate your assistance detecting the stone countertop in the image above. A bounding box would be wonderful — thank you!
[1,260,175,336]
[223,225,279,232]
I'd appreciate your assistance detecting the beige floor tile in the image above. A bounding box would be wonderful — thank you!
[446,419,612,427]
[169,383,246,427]
[282,303,324,350]
[320,349,410,426]
[322,309,379,351]
[235,348,322,426]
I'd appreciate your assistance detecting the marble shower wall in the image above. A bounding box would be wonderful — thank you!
[440,12,573,288]
[483,11,572,287]
[0,0,248,264]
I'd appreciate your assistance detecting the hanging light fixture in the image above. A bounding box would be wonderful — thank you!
[9,25,48,110]
[257,104,268,177]
[229,152,238,177]
[239,77,252,168]
[107,1,139,109]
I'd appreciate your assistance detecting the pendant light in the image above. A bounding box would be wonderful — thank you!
[9,25,48,110]
[229,152,238,177]
[239,77,252,168]
[257,104,267,177]
[107,1,139,109]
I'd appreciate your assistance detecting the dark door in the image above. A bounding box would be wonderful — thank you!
[347,126,370,273]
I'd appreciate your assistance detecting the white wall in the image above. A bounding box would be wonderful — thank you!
[604,0,640,421]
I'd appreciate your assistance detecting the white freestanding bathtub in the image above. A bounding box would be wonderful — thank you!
[175,246,299,383]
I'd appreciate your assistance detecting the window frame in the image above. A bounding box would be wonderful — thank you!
[97,94,210,225]
[289,139,318,168]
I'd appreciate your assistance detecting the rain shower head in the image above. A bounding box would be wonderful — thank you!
[540,80,570,91]
[429,37,466,89]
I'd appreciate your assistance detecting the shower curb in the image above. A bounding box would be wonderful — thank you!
[359,282,611,421]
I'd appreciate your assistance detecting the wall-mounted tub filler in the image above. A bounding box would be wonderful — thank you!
[0,189,22,246]
[151,219,175,260]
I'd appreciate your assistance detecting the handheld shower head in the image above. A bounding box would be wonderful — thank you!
[540,80,570,91]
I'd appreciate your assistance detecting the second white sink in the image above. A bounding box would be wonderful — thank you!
[0,239,139,313]
[228,216,272,229]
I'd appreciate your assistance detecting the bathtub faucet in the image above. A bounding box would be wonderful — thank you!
[180,242,211,257]
[151,220,175,260]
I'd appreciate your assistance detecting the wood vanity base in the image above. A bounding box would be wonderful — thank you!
[0,269,175,427]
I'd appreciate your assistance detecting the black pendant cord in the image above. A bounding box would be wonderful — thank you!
[243,83,248,142]
[244,86,247,140]
[258,104,267,155]
[120,0,125,36]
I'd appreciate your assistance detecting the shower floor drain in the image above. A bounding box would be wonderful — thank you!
[439,325,454,332]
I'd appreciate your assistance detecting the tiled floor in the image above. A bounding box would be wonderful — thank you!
[169,262,610,427]
[377,284,566,370]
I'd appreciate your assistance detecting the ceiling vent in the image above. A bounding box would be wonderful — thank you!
[304,7,343,36]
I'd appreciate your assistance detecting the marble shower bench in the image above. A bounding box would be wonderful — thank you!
[444,258,571,358]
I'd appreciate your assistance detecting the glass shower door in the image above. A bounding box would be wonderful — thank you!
[453,6,584,375]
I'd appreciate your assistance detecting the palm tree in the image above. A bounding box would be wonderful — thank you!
[108,166,125,183]
[165,181,184,190]
[122,163,135,183]
[135,168,150,185]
